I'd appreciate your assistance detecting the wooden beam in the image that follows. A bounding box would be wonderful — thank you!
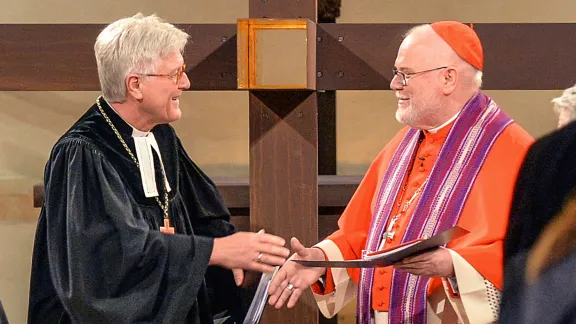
[0,24,103,91]
[178,24,238,90]
[249,90,319,324]
[247,1,320,322]
[3,23,576,91]
[476,23,576,90]
[0,24,237,91]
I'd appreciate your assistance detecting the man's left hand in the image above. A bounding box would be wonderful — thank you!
[393,247,454,278]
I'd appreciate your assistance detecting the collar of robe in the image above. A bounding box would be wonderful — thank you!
[131,129,172,198]
[105,99,172,198]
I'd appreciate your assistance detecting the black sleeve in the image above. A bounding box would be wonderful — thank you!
[175,138,250,323]
[43,138,213,323]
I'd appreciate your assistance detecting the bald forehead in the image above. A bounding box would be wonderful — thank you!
[395,25,457,70]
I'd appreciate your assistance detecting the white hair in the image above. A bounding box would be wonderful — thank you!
[94,13,189,102]
[472,69,483,89]
[404,24,428,38]
[551,84,576,128]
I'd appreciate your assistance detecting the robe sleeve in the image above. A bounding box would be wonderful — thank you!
[43,138,213,323]
[440,249,501,324]
[175,136,249,323]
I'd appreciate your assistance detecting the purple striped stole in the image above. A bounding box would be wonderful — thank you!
[357,92,512,324]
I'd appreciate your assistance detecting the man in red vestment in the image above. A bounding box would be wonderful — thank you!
[268,21,534,323]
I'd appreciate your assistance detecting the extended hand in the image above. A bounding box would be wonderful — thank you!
[268,238,326,309]
[210,230,290,273]
[393,247,454,278]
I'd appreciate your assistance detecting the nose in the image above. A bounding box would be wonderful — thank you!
[390,74,403,90]
[179,71,191,90]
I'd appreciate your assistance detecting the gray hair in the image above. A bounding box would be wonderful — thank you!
[551,83,576,128]
[94,13,189,102]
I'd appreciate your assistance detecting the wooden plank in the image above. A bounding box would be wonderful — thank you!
[476,23,576,90]
[215,175,360,208]
[0,24,103,91]
[178,24,238,90]
[33,175,361,208]
[249,90,319,324]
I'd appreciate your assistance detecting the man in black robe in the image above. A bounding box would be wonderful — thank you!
[504,85,576,263]
[28,13,290,324]
[501,84,576,321]
[503,120,576,264]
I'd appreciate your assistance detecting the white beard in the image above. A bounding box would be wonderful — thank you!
[395,92,443,129]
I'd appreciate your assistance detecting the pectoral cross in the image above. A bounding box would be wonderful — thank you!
[160,218,175,234]
[382,215,400,242]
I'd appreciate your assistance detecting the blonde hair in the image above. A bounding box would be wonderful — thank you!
[94,13,189,102]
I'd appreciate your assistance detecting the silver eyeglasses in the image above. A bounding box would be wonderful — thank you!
[392,66,448,86]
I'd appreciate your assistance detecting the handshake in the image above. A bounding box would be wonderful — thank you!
[209,230,326,309]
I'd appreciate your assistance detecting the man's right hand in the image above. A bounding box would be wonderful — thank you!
[209,230,290,273]
[267,238,326,309]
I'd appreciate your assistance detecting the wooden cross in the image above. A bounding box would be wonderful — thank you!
[3,2,576,324]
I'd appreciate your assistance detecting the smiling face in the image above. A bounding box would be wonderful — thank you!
[390,27,458,130]
[137,50,190,126]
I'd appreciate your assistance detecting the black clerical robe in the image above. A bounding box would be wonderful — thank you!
[504,120,576,262]
[0,300,8,324]
[502,120,576,322]
[499,251,576,324]
[28,98,245,324]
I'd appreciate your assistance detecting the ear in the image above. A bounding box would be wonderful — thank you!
[441,68,458,95]
[126,74,143,100]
